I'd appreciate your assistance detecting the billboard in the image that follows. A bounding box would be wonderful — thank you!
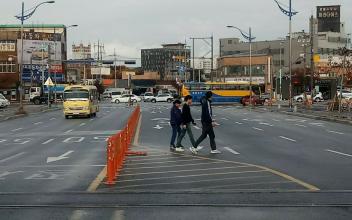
[91,67,111,76]
[17,40,62,65]
[22,64,64,83]
[317,5,341,32]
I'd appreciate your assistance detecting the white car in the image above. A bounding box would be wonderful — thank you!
[143,92,155,102]
[112,94,141,104]
[294,92,324,102]
[337,90,352,99]
[150,94,174,103]
[0,94,10,108]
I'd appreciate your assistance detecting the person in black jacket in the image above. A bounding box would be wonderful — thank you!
[169,99,184,152]
[193,91,221,154]
[176,95,200,151]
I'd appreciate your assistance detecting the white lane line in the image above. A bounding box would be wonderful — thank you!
[327,130,344,135]
[252,127,264,131]
[279,136,297,142]
[193,126,201,130]
[0,152,26,163]
[295,124,307,128]
[42,139,55,145]
[326,149,352,158]
[272,119,280,122]
[221,118,229,121]
[224,147,240,155]
[111,210,125,220]
[235,122,243,125]
[70,210,88,220]
[11,128,23,132]
[259,122,274,127]
[50,118,56,121]
[64,129,73,134]
[33,122,43,125]
[79,123,86,127]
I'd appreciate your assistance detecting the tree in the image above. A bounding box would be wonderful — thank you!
[94,80,105,95]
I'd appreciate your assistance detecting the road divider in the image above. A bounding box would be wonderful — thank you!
[105,106,147,185]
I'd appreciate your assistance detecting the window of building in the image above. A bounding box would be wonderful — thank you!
[228,40,232,44]
[0,62,16,73]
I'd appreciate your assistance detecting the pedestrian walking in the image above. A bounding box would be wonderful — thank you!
[169,99,184,152]
[193,91,221,154]
[176,95,202,152]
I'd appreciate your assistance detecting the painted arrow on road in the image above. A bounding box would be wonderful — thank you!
[47,151,74,163]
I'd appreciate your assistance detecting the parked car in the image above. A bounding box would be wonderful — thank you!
[150,94,174,103]
[294,92,324,102]
[0,94,10,108]
[240,95,264,106]
[111,94,141,104]
[337,90,352,99]
[143,92,155,102]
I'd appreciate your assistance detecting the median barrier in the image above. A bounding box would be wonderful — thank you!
[105,105,147,185]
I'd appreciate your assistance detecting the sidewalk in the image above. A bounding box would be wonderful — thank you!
[0,103,62,122]
[257,101,352,125]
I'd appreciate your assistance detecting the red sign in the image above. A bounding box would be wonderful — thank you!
[50,64,63,73]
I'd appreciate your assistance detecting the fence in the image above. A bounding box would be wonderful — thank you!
[105,105,146,185]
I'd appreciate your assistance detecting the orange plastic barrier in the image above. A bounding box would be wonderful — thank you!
[105,106,146,185]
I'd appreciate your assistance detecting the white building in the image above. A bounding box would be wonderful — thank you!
[72,43,91,60]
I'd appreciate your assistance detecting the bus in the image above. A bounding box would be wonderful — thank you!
[63,85,99,119]
[181,82,260,103]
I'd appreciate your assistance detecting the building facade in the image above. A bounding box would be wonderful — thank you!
[0,24,67,100]
[72,43,91,60]
[141,43,191,80]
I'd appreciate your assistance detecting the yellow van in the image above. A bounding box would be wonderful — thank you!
[63,85,99,119]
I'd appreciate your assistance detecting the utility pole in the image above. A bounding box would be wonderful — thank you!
[310,15,315,101]
[114,48,117,88]
[211,34,214,82]
[192,38,195,82]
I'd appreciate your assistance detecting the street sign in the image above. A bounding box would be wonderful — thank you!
[44,77,54,86]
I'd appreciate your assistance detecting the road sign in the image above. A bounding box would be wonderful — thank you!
[44,77,54,86]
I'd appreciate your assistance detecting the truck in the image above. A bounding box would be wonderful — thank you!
[30,84,66,105]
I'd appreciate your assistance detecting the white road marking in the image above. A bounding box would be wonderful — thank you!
[70,210,87,220]
[326,149,352,158]
[64,129,73,134]
[242,118,250,121]
[47,151,74,163]
[295,124,307,128]
[13,139,31,145]
[272,119,280,122]
[90,119,94,121]
[235,122,243,125]
[11,128,23,132]
[0,171,24,180]
[0,139,6,143]
[79,123,86,127]
[279,136,297,142]
[252,127,264,131]
[63,137,85,143]
[50,118,56,121]
[0,152,26,163]
[259,122,274,127]
[153,125,163,130]
[193,126,201,130]
[224,147,240,155]
[195,118,201,121]
[327,130,344,135]
[42,139,55,145]
[33,122,43,125]
[111,210,125,220]
[151,118,169,121]
[221,118,229,121]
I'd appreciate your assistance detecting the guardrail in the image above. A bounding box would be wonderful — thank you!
[105,105,146,185]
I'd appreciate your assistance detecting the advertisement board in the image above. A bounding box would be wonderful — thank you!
[17,40,62,65]
[22,64,64,83]
[91,67,111,76]
[0,41,16,52]
[317,5,341,32]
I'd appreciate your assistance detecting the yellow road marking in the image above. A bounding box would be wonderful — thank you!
[87,166,106,192]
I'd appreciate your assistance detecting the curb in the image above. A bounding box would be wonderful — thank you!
[0,107,62,123]
[249,107,352,126]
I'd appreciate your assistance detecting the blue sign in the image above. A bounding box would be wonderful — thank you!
[22,64,64,83]
[178,65,185,74]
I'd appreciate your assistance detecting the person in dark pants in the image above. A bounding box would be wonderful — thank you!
[193,91,221,154]
[169,99,184,152]
[176,95,203,152]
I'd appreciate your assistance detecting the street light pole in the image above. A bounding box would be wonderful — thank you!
[14,1,55,114]
[226,25,256,107]
[274,0,298,109]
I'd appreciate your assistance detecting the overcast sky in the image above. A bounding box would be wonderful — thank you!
[1,0,351,59]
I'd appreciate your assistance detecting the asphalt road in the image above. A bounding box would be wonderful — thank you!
[0,101,352,219]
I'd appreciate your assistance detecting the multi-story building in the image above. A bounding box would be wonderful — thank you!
[141,43,191,80]
[67,44,93,83]
[72,43,91,60]
[0,24,67,100]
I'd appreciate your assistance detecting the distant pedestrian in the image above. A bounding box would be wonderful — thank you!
[169,99,184,152]
[176,95,202,152]
[193,91,221,154]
